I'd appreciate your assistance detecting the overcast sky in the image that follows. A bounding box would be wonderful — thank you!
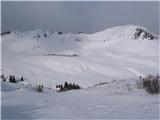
[1,1,159,34]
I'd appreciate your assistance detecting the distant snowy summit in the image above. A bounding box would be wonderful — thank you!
[88,25,158,40]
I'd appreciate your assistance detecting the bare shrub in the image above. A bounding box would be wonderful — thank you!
[140,74,160,94]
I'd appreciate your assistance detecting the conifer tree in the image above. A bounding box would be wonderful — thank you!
[1,73,4,79]
[21,76,24,81]
[12,76,16,83]
[9,75,12,82]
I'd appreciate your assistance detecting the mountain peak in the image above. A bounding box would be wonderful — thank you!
[88,25,158,41]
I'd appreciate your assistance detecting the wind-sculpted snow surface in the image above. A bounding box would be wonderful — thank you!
[1,25,159,119]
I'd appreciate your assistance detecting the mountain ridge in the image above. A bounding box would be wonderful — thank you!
[1,25,158,38]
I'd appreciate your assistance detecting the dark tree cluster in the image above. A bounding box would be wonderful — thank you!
[72,54,79,57]
[1,31,11,36]
[140,74,159,94]
[9,75,16,83]
[134,28,156,40]
[56,82,80,92]
[33,34,40,41]
[58,31,63,35]
[1,74,24,83]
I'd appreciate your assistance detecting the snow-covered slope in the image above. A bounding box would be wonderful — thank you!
[1,25,159,88]
[1,25,159,119]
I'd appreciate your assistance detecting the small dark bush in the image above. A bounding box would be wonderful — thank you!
[77,32,83,34]
[1,73,5,79]
[3,78,6,82]
[141,74,159,94]
[75,38,81,42]
[37,34,40,38]
[58,31,63,35]
[43,33,47,37]
[36,85,43,92]
[56,82,80,92]
[1,73,6,82]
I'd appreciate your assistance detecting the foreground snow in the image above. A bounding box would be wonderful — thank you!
[1,80,159,119]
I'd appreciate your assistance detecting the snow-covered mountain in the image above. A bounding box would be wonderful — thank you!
[1,25,159,88]
[2,25,158,55]
[1,25,159,119]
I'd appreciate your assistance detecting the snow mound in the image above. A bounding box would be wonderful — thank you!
[1,82,20,92]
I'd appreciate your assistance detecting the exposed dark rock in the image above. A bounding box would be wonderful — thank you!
[133,28,157,40]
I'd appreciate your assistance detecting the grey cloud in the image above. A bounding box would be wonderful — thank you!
[1,1,159,34]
